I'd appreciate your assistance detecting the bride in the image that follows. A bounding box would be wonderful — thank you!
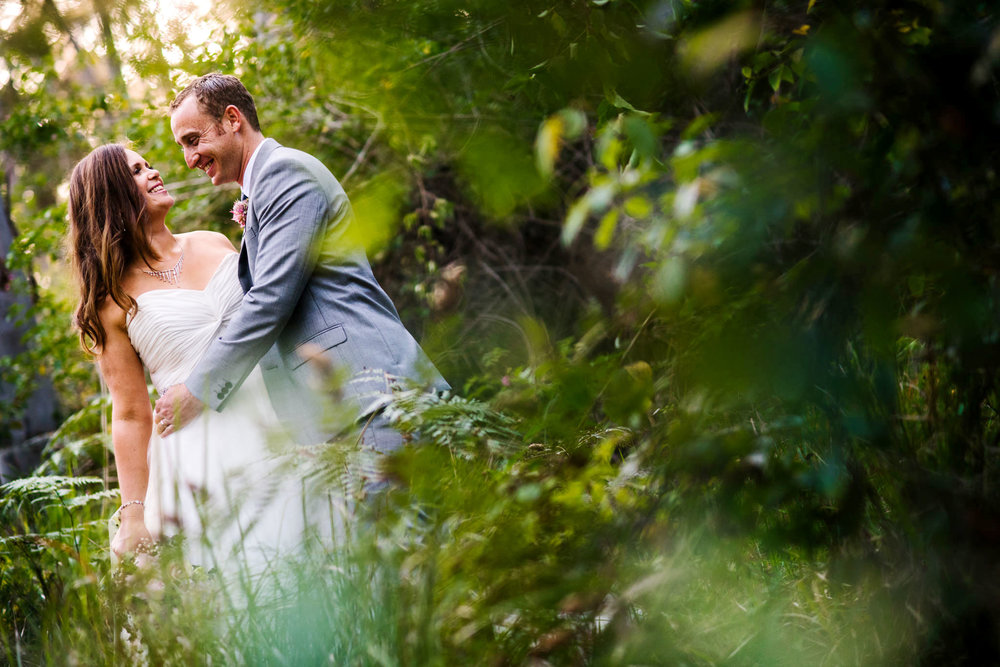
[67,143,338,572]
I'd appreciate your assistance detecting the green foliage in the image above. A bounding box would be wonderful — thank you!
[33,394,112,476]
[0,473,115,662]
[2,0,1000,663]
[0,387,920,665]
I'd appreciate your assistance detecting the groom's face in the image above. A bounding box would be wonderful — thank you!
[170,96,243,186]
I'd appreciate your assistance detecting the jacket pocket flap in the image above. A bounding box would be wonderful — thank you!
[288,324,347,370]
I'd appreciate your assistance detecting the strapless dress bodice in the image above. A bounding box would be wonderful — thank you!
[127,253,241,393]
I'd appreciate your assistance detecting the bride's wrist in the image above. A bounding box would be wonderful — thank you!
[119,499,145,519]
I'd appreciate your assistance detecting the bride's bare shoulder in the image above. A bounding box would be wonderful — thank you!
[96,293,129,331]
[177,230,237,252]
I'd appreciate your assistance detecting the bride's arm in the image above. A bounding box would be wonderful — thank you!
[97,301,154,557]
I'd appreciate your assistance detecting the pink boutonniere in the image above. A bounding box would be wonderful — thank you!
[231,198,248,230]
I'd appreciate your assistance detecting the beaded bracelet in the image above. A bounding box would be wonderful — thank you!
[119,499,145,511]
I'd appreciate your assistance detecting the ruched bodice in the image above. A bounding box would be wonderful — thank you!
[128,253,241,393]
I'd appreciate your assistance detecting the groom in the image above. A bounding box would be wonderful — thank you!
[154,73,448,479]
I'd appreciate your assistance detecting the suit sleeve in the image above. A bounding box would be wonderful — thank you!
[184,155,351,409]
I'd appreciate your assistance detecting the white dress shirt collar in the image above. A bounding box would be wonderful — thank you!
[241,140,266,199]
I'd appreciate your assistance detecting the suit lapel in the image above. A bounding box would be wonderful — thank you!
[238,138,281,293]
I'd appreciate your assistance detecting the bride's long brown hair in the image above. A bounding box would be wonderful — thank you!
[68,144,160,354]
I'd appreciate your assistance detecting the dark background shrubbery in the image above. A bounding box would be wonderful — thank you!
[2,0,999,663]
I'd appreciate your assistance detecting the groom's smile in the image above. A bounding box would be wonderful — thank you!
[170,95,246,187]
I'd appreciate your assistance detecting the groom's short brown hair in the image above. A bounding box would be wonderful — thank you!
[170,73,261,132]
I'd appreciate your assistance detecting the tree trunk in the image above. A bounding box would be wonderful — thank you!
[0,195,57,480]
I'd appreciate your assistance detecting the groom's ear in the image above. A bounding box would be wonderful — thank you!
[223,105,242,132]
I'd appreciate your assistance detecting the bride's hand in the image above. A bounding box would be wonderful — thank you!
[154,384,204,436]
[112,508,154,560]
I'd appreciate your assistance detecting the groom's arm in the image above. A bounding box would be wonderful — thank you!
[164,154,349,425]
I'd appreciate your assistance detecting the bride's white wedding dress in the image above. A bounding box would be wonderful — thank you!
[124,252,340,574]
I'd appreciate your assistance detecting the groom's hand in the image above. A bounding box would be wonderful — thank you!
[154,384,203,436]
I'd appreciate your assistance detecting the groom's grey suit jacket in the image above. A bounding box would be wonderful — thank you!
[185,138,448,444]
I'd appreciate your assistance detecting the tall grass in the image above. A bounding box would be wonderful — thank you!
[1,388,930,664]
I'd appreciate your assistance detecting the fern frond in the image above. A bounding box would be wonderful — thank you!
[63,488,119,509]
[0,476,106,522]
[0,476,104,499]
[0,521,109,550]
[382,389,523,459]
[0,533,48,553]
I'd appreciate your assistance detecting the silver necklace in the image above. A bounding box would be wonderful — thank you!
[141,249,184,285]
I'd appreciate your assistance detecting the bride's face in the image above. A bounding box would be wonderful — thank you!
[125,149,174,219]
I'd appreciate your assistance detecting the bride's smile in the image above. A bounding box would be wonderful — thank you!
[126,148,175,217]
